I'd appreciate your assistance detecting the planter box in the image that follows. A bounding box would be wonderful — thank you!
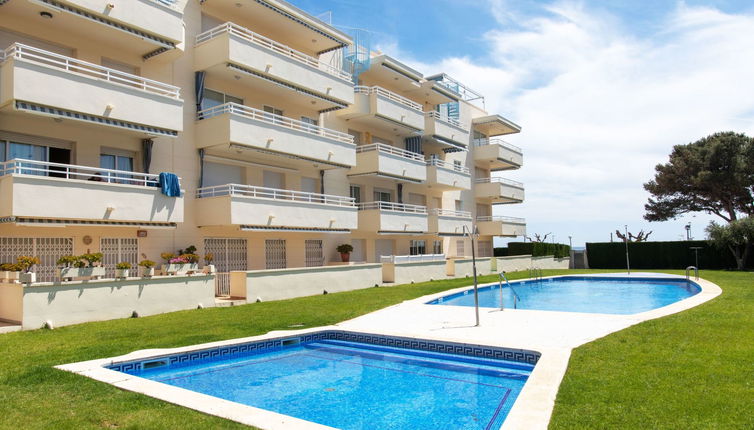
[162,263,199,275]
[59,267,106,281]
[141,267,155,277]
[19,272,35,284]
[6,271,21,283]
[203,265,216,275]
[115,269,130,279]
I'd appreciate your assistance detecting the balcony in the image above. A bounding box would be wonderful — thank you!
[0,159,183,225]
[349,144,427,183]
[195,184,357,231]
[0,44,183,136]
[196,103,356,168]
[428,209,472,235]
[477,216,527,237]
[426,158,471,190]
[356,202,428,234]
[338,86,425,135]
[424,112,470,149]
[475,177,525,204]
[194,23,354,110]
[474,139,523,171]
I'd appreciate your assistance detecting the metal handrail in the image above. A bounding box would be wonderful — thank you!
[473,138,522,154]
[197,103,354,144]
[196,184,356,207]
[195,22,352,81]
[354,86,423,112]
[429,208,472,218]
[355,143,425,162]
[425,111,466,130]
[476,216,526,224]
[0,158,161,187]
[356,201,427,214]
[528,267,543,280]
[381,254,445,263]
[1,43,181,99]
[425,158,471,174]
[475,177,525,188]
[686,266,699,281]
[498,271,520,310]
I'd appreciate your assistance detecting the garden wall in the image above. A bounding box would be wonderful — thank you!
[383,261,448,284]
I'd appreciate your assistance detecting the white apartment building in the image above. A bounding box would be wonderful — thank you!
[0,0,526,288]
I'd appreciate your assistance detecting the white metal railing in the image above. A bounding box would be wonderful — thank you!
[356,201,428,214]
[354,86,423,112]
[473,138,522,154]
[0,159,161,187]
[355,143,425,162]
[425,158,471,174]
[195,22,352,82]
[476,216,526,224]
[0,43,181,99]
[425,111,466,130]
[197,103,354,144]
[475,177,525,188]
[196,184,356,207]
[381,254,446,264]
[430,208,472,218]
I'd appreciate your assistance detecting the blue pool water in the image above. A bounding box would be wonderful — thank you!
[121,338,533,430]
[428,276,701,315]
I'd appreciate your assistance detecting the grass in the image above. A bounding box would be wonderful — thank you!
[1,269,751,429]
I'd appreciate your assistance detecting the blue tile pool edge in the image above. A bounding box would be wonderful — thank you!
[106,330,541,374]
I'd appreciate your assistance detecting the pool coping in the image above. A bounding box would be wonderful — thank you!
[56,273,722,430]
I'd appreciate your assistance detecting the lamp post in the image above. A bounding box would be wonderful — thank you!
[685,223,691,241]
[463,224,480,327]
[624,224,631,275]
[568,236,572,248]
[690,246,703,269]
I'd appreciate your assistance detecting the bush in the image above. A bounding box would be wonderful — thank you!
[138,260,156,269]
[585,240,742,270]
[336,244,354,253]
[115,262,132,270]
[508,242,571,258]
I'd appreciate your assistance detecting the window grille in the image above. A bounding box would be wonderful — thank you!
[204,238,248,296]
[305,240,324,267]
[0,237,73,282]
[433,240,443,255]
[478,241,493,258]
[100,238,138,277]
[456,240,465,257]
[265,239,287,269]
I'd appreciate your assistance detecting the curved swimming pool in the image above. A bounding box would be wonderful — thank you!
[427,276,701,315]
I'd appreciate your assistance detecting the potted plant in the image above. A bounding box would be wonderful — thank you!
[17,256,41,284]
[2,262,21,283]
[81,253,105,279]
[163,246,200,275]
[115,262,131,278]
[336,244,354,263]
[139,260,156,277]
[0,263,15,283]
[203,253,215,274]
[57,255,80,281]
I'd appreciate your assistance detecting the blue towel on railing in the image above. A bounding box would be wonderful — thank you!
[159,172,181,197]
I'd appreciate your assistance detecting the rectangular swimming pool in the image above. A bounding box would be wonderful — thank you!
[108,331,538,430]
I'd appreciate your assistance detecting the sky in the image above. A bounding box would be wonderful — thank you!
[293,0,754,247]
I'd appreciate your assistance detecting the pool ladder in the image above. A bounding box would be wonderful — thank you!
[498,271,521,310]
[685,266,699,281]
[528,267,543,280]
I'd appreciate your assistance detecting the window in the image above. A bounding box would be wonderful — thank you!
[201,88,243,111]
[305,240,323,267]
[347,129,362,144]
[410,240,426,256]
[372,136,392,146]
[408,193,426,206]
[478,241,493,258]
[300,116,319,132]
[8,142,47,176]
[263,105,284,123]
[433,240,443,255]
[0,141,5,162]
[456,240,465,257]
[455,200,463,212]
[101,58,138,76]
[100,149,134,184]
[265,239,286,269]
[301,177,318,194]
[453,160,463,171]
[475,167,489,180]
[373,188,392,203]
[350,185,361,203]
[0,133,72,176]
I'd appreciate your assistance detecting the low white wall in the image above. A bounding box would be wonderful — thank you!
[448,258,495,278]
[383,261,448,284]
[234,264,383,302]
[532,256,570,270]
[0,283,23,324]
[496,255,533,272]
[21,275,215,329]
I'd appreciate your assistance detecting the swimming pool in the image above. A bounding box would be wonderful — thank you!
[107,331,537,430]
[428,276,701,315]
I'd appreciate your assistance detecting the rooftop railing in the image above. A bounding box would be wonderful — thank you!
[425,111,466,130]
[357,201,428,214]
[196,22,352,82]
[0,43,181,99]
[429,208,472,218]
[475,177,525,189]
[0,159,162,187]
[380,254,445,263]
[197,102,354,144]
[196,184,356,207]
[354,86,423,112]
[426,158,471,174]
[476,216,526,224]
[355,143,425,162]
[473,138,522,154]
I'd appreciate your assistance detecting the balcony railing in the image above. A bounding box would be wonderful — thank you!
[356,143,425,162]
[0,159,161,187]
[430,208,472,218]
[195,22,352,82]
[0,44,181,99]
[196,184,355,207]
[425,111,465,130]
[380,254,445,263]
[426,158,471,174]
[354,86,423,112]
[197,103,354,144]
[357,201,428,214]
[473,138,522,154]
[475,177,525,189]
[476,216,526,223]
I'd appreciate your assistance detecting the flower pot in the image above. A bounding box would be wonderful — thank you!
[115,269,129,279]
[59,267,106,281]
[7,271,20,283]
[141,267,155,277]
[340,252,350,263]
[162,263,199,275]
[19,272,36,284]
[204,264,216,274]
[0,271,7,282]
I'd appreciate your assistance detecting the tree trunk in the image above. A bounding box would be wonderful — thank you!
[728,245,745,270]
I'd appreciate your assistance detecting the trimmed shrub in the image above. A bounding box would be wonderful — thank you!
[585,240,743,270]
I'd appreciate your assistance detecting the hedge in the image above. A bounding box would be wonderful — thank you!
[505,242,571,258]
[585,240,746,270]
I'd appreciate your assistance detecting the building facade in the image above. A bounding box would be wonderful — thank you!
[0,0,526,285]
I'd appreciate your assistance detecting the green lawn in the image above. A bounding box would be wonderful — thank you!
[0,270,750,429]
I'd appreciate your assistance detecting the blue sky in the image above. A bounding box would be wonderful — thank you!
[292,0,754,247]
